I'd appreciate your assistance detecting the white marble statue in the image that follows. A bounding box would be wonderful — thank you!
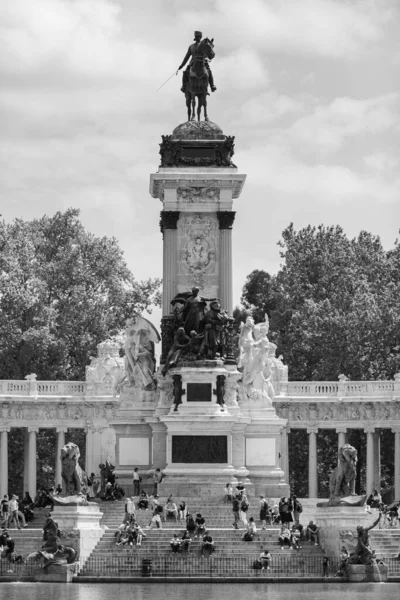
[239,315,276,404]
[113,316,160,395]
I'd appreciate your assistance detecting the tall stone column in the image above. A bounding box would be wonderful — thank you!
[85,427,94,475]
[307,426,318,498]
[160,211,180,315]
[55,428,67,487]
[28,427,38,499]
[217,211,235,315]
[336,427,347,450]
[23,429,29,493]
[373,429,381,492]
[365,426,375,495]
[0,427,10,498]
[280,426,290,483]
[392,428,400,499]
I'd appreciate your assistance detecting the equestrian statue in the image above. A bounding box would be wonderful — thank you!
[178,30,216,122]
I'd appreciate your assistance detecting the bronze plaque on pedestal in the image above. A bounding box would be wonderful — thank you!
[187,383,212,402]
[172,436,228,463]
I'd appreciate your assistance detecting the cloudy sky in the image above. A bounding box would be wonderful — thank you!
[1,0,399,329]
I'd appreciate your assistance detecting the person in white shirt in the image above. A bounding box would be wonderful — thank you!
[133,468,141,497]
[9,496,23,530]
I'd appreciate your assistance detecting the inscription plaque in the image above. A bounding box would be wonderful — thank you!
[187,383,212,402]
[172,436,228,463]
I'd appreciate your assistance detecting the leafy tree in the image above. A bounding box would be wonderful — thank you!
[0,209,161,380]
[241,224,400,497]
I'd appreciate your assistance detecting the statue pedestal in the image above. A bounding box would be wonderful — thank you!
[52,503,104,568]
[346,563,388,582]
[316,505,378,556]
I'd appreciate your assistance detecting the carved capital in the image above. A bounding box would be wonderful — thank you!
[0,426,11,433]
[336,426,347,434]
[28,427,39,433]
[159,211,180,233]
[364,424,375,434]
[56,427,68,434]
[307,425,319,435]
[391,427,400,435]
[217,211,236,230]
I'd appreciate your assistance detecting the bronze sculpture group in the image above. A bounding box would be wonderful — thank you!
[162,286,233,375]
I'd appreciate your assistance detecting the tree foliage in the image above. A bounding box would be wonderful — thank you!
[0,209,161,380]
[241,224,400,498]
[241,223,400,381]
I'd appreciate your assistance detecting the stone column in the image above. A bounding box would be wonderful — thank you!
[160,211,180,316]
[217,212,235,315]
[55,428,67,488]
[0,427,10,498]
[392,428,400,499]
[23,429,29,493]
[365,425,375,495]
[307,426,318,498]
[336,426,347,450]
[85,427,94,475]
[28,427,38,499]
[373,429,381,492]
[231,424,246,470]
[280,426,290,482]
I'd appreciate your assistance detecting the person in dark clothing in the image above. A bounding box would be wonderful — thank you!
[201,531,214,557]
[322,556,330,577]
[194,513,206,538]
[186,513,196,535]
[232,496,240,529]
[181,529,192,553]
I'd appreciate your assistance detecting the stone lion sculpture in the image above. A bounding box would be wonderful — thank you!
[60,442,88,497]
[329,443,358,499]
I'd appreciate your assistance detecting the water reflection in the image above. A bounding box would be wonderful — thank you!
[1,582,399,600]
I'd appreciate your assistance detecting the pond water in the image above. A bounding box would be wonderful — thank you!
[1,582,399,600]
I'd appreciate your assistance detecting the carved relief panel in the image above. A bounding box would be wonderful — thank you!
[177,212,219,296]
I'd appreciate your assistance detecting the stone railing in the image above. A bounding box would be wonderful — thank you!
[0,380,87,397]
[279,380,398,398]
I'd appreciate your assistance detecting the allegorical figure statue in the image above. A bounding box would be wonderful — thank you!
[178,31,216,121]
[172,374,185,412]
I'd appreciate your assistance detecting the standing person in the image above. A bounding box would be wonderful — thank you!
[1,495,10,528]
[232,496,240,529]
[240,495,250,526]
[9,495,21,530]
[152,469,163,496]
[133,468,141,497]
[292,495,303,526]
[259,495,270,529]
[322,555,330,578]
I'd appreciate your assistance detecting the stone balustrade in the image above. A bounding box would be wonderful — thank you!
[280,380,399,398]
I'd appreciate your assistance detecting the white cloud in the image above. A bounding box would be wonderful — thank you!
[364,152,399,172]
[283,94,400,155]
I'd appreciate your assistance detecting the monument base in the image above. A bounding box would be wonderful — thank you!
[160,464,251,497]
[316,505,378,556]
[51,503,104,567]
[346,563,388,582]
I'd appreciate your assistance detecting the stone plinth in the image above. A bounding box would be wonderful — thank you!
[316,505,378,556]
[346,563,388,582]
[52,503,104,567]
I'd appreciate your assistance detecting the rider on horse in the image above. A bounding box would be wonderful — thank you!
[179,31,216,93]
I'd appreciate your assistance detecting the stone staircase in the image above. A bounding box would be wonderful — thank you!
[370,529,400,558]
[78,497,325,579]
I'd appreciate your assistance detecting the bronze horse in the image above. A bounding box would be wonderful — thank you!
[183,38,215,122]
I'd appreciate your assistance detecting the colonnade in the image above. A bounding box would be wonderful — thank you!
[0,426,82,499]
[281,426,400,498]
